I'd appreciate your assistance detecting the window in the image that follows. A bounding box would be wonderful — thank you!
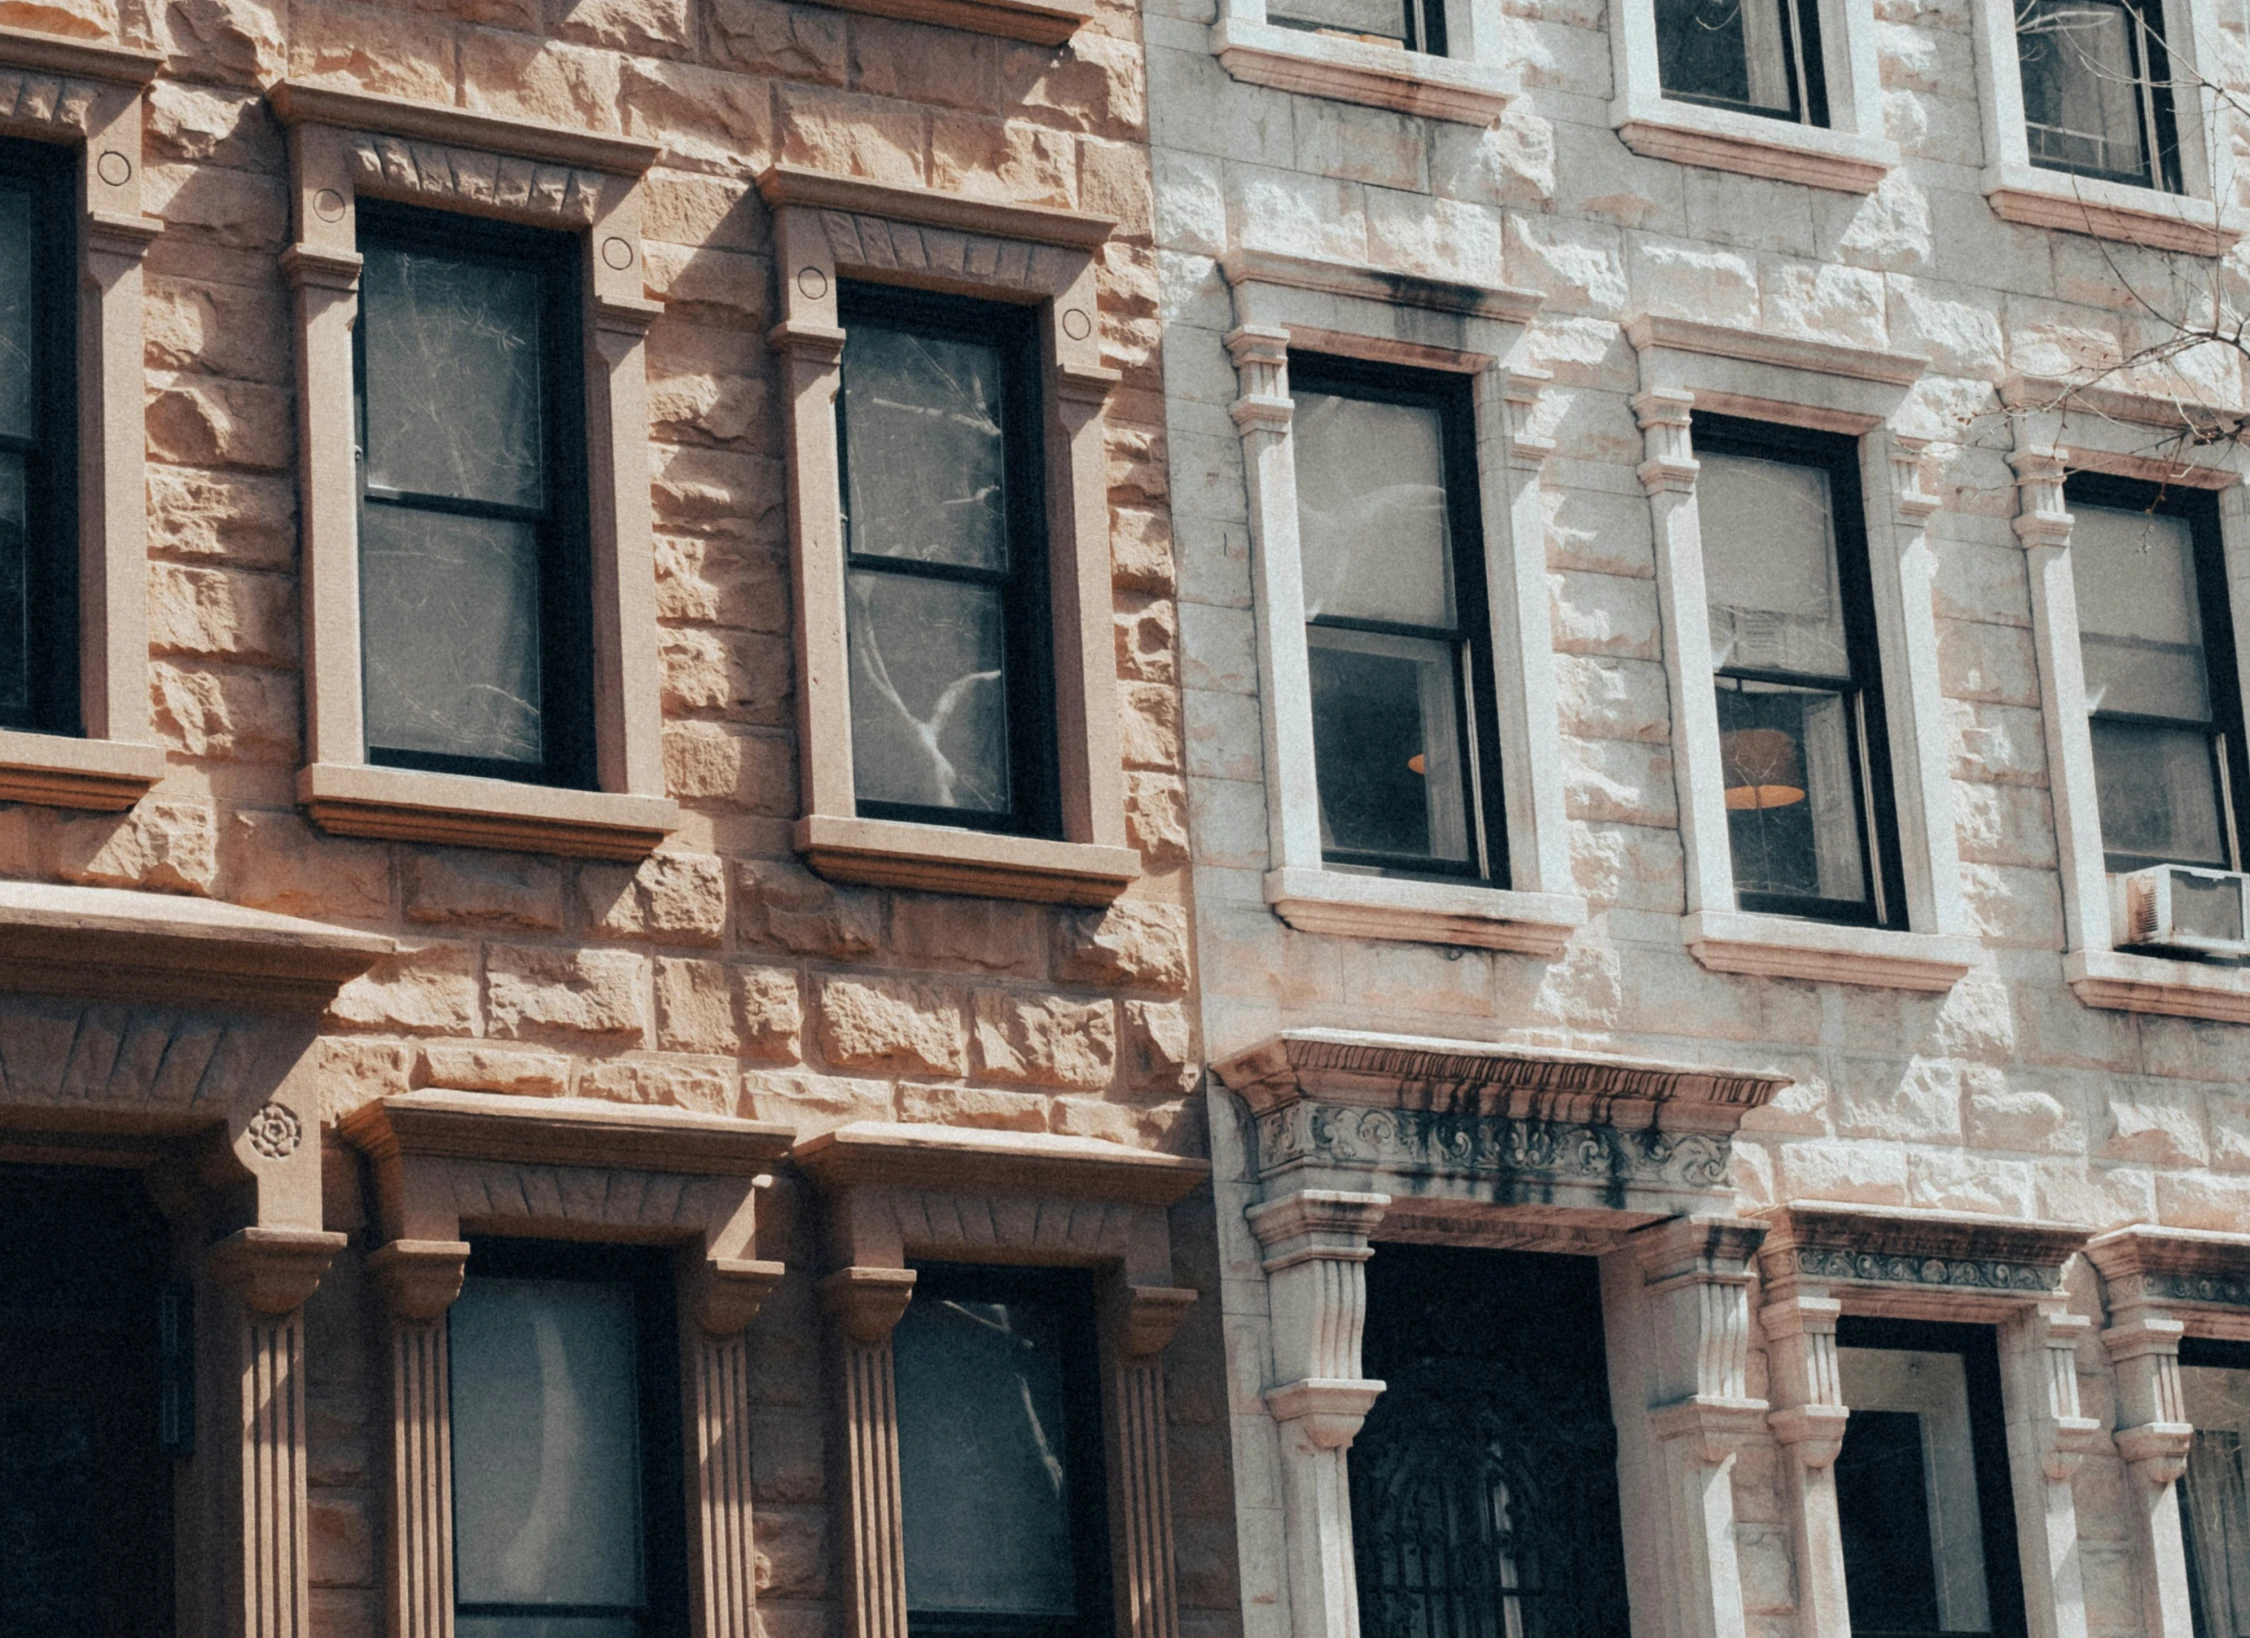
[1695,415,1905,927]
[1832,1318,2027,1638]
[892,1263,1109,1638]
[1349,1246,1630,1638]
[2181,1339,2250,1638]
[0,141,75,738]
[2067,476,2245,876]
[1291,355,1509,885]
[447,1240,687,1638]
[353,202,594,789]
[1265,0,1443,51]
[1654,0,1828,122]
[2015,0,2181,189]
[837,286,1058,840]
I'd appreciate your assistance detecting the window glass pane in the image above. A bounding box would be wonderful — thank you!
[895,1289,1078,1617]
[2073,504,2211,721]
[0,453,26,725]
[0,187,36,444]
[2018,0,2151,180]
[1718,679,1867,904]
[458,1619,638,1638]
[843,325,1009,573]
[361,247,545,511]
[848,569,1009,814]
[2182,1365,2250,1638]
[2091,717,2229,867]
[449,1276,644,1613]
[1836,1347,1994,1635]
[1294,391,1456,630]
[1308,627,1470,864]
[1268,0,1410,44]
[1701,452,1850,679]
[1655,0,1798,114]
[361,504,544,765]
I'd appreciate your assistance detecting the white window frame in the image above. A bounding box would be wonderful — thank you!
[1221,248,1586,953]
[1628,314,1982,990]
[1968,0,2245,253]
[1209,0,1517,125]
[2000,373,2250,1022]
[1606,0,1898,192]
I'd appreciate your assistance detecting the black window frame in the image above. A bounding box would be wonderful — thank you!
[1653,0,1833,127]
[896,1260,1112,1638]
[352,198,597,790]
[2016,0,2185,192]
[1288,349,1513,888]
[836,282,1060,841]
[1832,1315,2029,1638]
[1267,0,1447,53]
[2066,470,2247,876]
[447,1236,690,1638]
[1695,412,1909,929]
[0,137,79,738]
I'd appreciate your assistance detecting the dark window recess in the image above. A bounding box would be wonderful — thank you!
[1654,0,1830,124]
[1696,414,1906,928]
[1267,0,1445,52]
[2066,473,2246,877]
[1351,1245,1631,1638]
[354,201,594,787]
[2016,0,2182,190]
[1291,352,1511,886]
[837,285,1059,839]
[2178,1338,2250,1638]
[1833,1317,2027,1638]
[894,1263,1110,1638]
[448,1238,688,1638]
[0,141,78,736]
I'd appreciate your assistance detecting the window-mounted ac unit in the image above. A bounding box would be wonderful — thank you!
[2117,864,2250,958]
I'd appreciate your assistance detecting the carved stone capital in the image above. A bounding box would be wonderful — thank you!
[767,318,847,364]
[1264,1378,1384,1450]
[1113,1283,1198,1357]
[821,1265,918,1344]
[281,243,363,294]
[2117,1421,2196,1488]
[1246,1188,1388,1269]
[1768,1402,1852,1468]
[209,1226,348,1315]
[366,1238,469,1321]
[1648,1396,1769,1464]
[694,1256,787,1336]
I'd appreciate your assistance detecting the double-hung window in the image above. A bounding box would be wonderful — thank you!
[1695,415,1905,927]
[354,202,595,788]
[1654,0,1829,123]
[447,1239,688,1638]
[2180,1338,2250,1638]
[1831,1318,2028,1638]
[1265,0,1444,51]
[0,141,75,737]
[2067,475,2246,876]
[2015,0,2182,189]
[1290,355,1510,885]
[837,287,1058,840]
[892,1264,1110,1638]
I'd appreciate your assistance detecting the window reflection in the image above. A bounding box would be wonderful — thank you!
[1654,0,1827,123]
[2016,0,2179,189]
[2181,1354,2250,1638]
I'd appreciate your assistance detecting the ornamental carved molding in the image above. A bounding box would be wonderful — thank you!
[2088,1225,2250,1316]
[346,132,611,224]
[0,996,303,1113]
[1251,1100,1735,1195]
[816,209,1084,294]
[1759,1202,2087,1309]
[1786,1245,2058,1295]
[0,71,101,133]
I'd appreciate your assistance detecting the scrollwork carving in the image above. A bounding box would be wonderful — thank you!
[1253,1100,1733,1191]
[1790,1245,2055,1293]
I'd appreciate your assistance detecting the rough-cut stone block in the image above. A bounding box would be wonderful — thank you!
[414,1044,571,1096]
[1055,899,1190,990]
[895,1080,1050,1131]
[582,851,727,944]
[486,946,648,1043]
[972,991,1117,1089]
[329,941,482,1036]
[226,808,388,922]
[579,1057,733,1114]
[741,1066,894,1130]
[59,801,218,897]
[737,859,881,957]
[891,895,1045,976]
[655,957,737,1056]
[816,977,964,1076]
[1123,998,1195,1095]
[405,850,563,931]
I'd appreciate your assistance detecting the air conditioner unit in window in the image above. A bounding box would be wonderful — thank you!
[2117,864,2250,958]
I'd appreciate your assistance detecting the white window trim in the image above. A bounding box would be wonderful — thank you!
[272,82,679,861]
[1606,0,1897,192]
[1209,0,1517,125]
[1220,248,1587,954]
[1967,0,2245,253]
[0,27,165,811]
[1627,314,1982,991]
[2000,372,2250,1023]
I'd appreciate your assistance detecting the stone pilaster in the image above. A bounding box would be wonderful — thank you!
[687,1258,785,1638]
[2004,1304,2104,1638]
[368,1240,470,1638]
[822,1266,919,1638]
[1758,1290,1851,1638]
[1108,1284,1199,1638]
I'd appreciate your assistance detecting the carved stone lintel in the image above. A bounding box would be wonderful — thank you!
[1113,1283,1198,1358]
[345,130,612,223]
[694,1256,787,1337]
[821,1265,919,1344]
[1263,1378,1384,1451]
[209,1226,348,1316]
[367,1239,470,1322]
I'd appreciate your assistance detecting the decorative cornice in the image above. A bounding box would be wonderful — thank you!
[341,1091,795,1177]
[0,25,160,85]
[346,131,613,224]
[1999,371,2246,431]
[1759,1203,2087,1299]
[1221,246,1542,327]
[792,1122,1208,1208]
[756,163,1114,251]
[2088,1225,2250,1311]
[1249,1099,1738,1193]
[1625,313,1929,387]
[269,81,660,177]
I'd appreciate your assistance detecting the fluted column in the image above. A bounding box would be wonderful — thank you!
[823,1266,919,1638]
[368,1241,471,1638]
[210,1226,347,1638]
[688,1258,786,1638]
[2004,1304,2103,1638]
[1759,1289,1852,1638]
[1107,1284,1198,1638]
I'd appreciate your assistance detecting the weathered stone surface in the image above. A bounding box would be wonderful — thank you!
[59,802,217,896]
[582,851,728,944]
[329,942,481,1036]
[891,895,1044,976]
[1122,998,1194,1095]
[405,850,564,931]
[226,809,388,922]
[737,859,881,957]
[414,1044,572,1096]
[578,1056,733,1114]
[815,977,964,1076]
[1055,899,1190,991]
[486,946,649,1043]
[972,991,1116,1090]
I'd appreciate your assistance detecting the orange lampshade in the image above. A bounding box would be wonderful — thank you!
[1720,727,1806,811]
[1407,753,1426,775]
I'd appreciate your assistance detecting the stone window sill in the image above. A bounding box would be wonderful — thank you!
[795,813,1140,906]
[299,763,678,860]
[1211,20,1516,124]
[1984,163,2245,256]
[799,0,1090,41]
[2067,947,2250,1024]
[1264,866,1588,954]
[1612,96,1897,193]
[0,730,166,812]
[1683,911,1980,991]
